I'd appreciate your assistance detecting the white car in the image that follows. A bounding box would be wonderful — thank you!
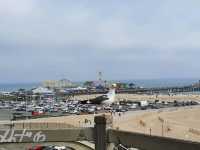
[54,146,66,150]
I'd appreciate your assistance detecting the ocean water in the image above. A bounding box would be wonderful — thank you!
[122,78,199,88]
[0,78,199,92]
[0,83,40,92]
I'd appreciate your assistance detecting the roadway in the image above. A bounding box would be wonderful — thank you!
[0,142,94,150]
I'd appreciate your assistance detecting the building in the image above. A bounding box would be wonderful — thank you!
[32,87,54,94]
[42,79,76,88]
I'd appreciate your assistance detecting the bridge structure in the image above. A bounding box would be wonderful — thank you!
[0,115,200,150]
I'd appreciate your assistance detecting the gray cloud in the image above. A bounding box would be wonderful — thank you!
[0,0,200,83]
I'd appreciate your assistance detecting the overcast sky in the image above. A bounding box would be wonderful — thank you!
[0,0,200,83]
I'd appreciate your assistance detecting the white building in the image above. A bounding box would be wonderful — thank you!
[32,87,54,94]
[42,79,75,88]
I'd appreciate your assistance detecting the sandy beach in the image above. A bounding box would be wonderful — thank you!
[112,106,200,142]
[10,105,200,142]
[72,93,200,102]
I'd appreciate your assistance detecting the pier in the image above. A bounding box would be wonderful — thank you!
[117,85,200,94]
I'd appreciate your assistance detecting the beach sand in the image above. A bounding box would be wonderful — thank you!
[12,106,200,142]
[72,93,200,102]
[112,106,200,142]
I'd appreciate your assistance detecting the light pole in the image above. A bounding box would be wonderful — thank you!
[199,80,200,91]
[26,95,28,120]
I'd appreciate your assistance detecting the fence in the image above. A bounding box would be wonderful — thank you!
[0,115,200,150]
